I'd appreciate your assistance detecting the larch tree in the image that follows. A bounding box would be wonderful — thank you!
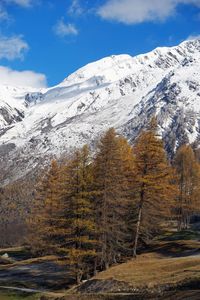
[93,128,135,270]
[132,119,175,258]
[117,136,136,256]
[28,159,61,255]
[174,144,200,230]
[59,145,97,284]
[28,147,97,284]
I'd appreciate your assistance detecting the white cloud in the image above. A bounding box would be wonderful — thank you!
[54,20,79,37]
[4,0,33,7]
[68,0,83,15]
[97,0,200,24]
[187,33,200,40]
[0,3,9,21]
[0,66,47,88]
[0,0,34,21]
[183,0,200,7]
[0,35,29,60]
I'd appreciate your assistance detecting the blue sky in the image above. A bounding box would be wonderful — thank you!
[0,0,200,88]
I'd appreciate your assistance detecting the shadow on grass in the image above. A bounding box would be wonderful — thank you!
[0,289,39,300]
[146,229,200,258]
[158,230,200,241]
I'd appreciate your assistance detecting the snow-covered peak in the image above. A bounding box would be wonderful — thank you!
[0,39,200,182]
[57,39,200,90]
[60,54,134,88]
[180,38,200,49]
[135,38,200,69]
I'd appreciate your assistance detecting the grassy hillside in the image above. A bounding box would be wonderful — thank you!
[0,289,39,300]
[90,231,200,289]
[94,251,200,287]
[71,230,200,299]
[0,230,200,299]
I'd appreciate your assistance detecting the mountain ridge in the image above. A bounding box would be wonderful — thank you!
[0,38,200,183]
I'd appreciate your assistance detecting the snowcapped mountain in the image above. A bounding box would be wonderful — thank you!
[0,86,28,128]
[0,39,200,183]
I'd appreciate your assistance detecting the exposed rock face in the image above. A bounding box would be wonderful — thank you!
[0,39,200,182]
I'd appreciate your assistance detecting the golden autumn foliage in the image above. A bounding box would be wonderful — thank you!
[174,144,200,230]
[93,128,135,270]
[25,121,200,283]
[132,120,176,257]
[58,145,97,284]
[28,146,97,283]
[28,160,61,254]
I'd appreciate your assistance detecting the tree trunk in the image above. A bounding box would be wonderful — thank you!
[105,262,109,270]
[76,271,82,285]
[93,257,98,276]
[133,181,145,258]
[133,205,142,258]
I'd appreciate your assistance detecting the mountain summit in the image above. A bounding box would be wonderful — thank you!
[1,39,200,182]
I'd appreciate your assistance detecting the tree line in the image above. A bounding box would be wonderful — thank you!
[27,119,200,284]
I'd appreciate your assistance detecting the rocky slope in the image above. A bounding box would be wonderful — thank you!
[0,39,200,183]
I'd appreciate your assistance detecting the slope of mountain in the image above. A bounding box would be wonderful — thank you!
[0,86,29,128]
[0,39,200,182]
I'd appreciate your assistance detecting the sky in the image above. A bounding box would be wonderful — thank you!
[0,0,200,88]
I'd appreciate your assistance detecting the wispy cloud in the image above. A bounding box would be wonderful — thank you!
[4,0,33,7]
[0,35,29,60]
[187,33,200,40]
[0,0,36,21]
[68,0,84,16]
[54,19,79,37]
[0,65,47,88]
[0,4,9,21]
[97,0,200,25]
